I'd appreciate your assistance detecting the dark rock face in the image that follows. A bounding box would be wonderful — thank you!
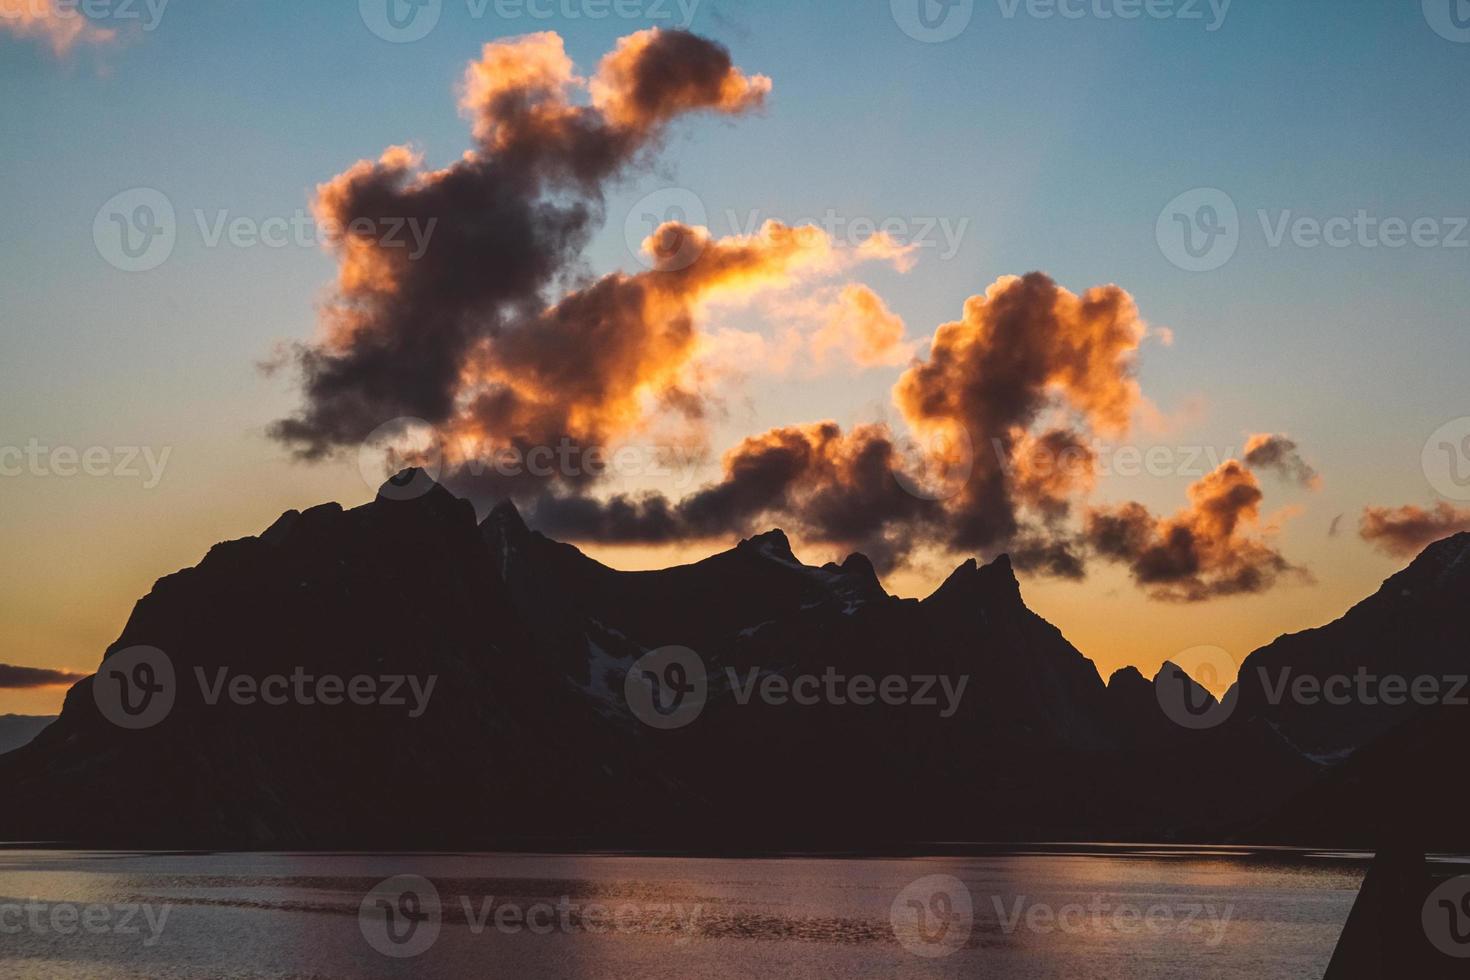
[2,475,1467,850]
[1233,532,1470,757]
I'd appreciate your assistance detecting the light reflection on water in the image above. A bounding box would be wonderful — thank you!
[0,847,1367,979]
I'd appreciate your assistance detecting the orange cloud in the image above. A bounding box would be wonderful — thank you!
[809,284,913,369]
[1359,503,1470,558]
[272,30,775,460]
[1085,460,1305,601]
[1,0,116,55]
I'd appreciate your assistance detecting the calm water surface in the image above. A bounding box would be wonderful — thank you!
[0,847,1370,979]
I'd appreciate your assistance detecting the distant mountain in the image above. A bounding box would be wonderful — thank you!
[0,715,54,756]
[1232,532,1470,759]
[1,474,1466,849]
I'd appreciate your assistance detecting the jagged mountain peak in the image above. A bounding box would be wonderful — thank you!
[484,497,530,536]
[1107,665,1150,691]
[923,553,1021,608]
[737,528,797,564]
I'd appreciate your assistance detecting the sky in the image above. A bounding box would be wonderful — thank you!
[2,0,1469,715]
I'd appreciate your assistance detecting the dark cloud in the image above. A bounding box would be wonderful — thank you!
[1243,433,1320,489]
[1084,460,1306,602]
[1359,503,1470,558]
[270,29,770,459]
[0,664,86,690]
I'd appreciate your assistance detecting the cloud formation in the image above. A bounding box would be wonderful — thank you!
[1243,433,1320,489]
[271,30,774,460]
[532,273,1163,577]
[0,663,86,689]
[273,35,1309,601]
[1084,460,1304,601]
[1359,503,1470,557]
[0,0,116,55]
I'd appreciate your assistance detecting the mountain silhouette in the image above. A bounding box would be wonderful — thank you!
[2,474,1467,849]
